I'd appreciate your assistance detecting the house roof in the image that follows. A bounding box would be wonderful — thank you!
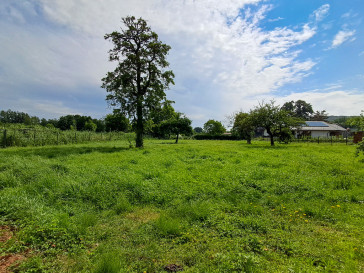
[298,121,347,132]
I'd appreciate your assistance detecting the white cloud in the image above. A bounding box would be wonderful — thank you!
[312,4,330,22]
[331,30,356,48]
[275,90,364,116]
[0,0,326,124]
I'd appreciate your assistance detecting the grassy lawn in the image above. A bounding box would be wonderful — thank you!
[0,140,363,272]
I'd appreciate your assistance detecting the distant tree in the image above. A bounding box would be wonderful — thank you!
[232,112,255,144]
[0,109,40,125]
[282,100,313,120]
[84,120,97,132]
[102,16,174,147]
[194,127,203,133]
[311,110,329,121]
[148,101,177,138]
[104,111,130,132]
[203,120,226,135]
[160,113,193,143]
[347,111,364,131]
[250,101,301,146]
[58,115,76,130]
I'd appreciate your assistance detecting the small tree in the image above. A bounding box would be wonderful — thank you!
[203,120,226,135]
[232,112,255,144]
[250,101,301,146]
[160,113,193,143]
[102,16,174,147]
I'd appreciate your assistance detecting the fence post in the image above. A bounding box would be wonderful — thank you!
[3,129,7,148]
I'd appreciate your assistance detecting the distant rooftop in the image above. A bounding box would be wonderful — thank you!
[298,121,346,131]
[305,121,329,127]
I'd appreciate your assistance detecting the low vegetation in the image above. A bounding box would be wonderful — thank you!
[0,139,363,272]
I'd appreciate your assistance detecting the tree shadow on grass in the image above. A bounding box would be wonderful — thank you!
[1,146,131,159]
[244,144,290,150]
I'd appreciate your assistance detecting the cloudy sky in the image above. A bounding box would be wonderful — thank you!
[1,0,363,127]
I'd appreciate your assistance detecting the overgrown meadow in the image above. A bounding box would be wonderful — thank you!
[0,140,363,272]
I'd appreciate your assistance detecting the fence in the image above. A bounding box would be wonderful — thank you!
[0,128,133,148]
[290,136,353,145]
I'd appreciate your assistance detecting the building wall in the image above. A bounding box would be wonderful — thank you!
[311,131,330,138]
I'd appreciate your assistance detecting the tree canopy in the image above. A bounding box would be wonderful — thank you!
[250,101,301,146]
[203,120,226,135]
[232,112,255,144]
[311,110,329,121]
[102,16,174,147]
[160,112,193,143]
[281,100,313,120]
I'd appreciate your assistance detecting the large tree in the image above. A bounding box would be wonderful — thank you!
[102,16,174,147]
[281,100,313,120]
[250,101,301,146]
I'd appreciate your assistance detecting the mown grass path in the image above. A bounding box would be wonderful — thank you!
[0,140,363,272]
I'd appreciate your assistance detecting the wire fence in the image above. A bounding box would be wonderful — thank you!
[257,136,354,145]
[0,128,134,148]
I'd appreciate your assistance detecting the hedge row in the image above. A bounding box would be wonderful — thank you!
[193,134,241,140]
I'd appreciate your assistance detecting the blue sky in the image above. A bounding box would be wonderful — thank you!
[0,0,363,127]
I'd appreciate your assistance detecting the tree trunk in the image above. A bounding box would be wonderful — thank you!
[267,128,274,146]
[135,98,144,148]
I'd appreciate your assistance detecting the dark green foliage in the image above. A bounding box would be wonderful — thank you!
[347,111,364,131]
[104,110,130,132]
[355,141,364,157]
[232,112,255,144]
[281,100,313,120]
[102,16,174,147]
[194,134,240,140]
[203,119,226,135]
[193,127,203,133]
[159,112,193,143]
[0,109,39,125]
[250,101,302,146]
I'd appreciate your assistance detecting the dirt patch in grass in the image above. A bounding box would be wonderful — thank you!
[125,208,160,224]
[0,226,29,272]
[0,226,14,243]
[0,253,26,273]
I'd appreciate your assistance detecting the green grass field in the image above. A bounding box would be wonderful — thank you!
[0,140,363,272]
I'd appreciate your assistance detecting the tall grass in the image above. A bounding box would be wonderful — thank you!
[0,140,363,272]
[0,126,135,147]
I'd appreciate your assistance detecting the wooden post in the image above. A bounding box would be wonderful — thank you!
[3,129,7,148]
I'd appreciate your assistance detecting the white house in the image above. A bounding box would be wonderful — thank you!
[295,121,347,138]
